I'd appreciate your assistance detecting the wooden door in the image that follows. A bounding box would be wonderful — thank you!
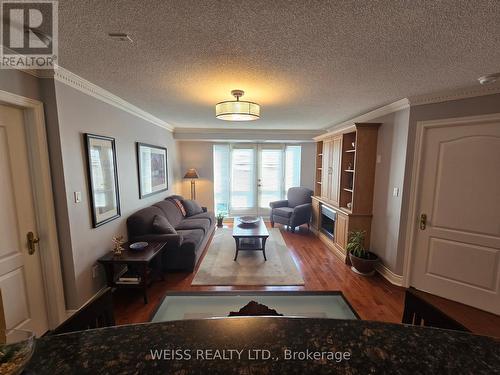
[329,136,342,206]
[411,115,500,314]
[0,104,49,336]
[321,139,332,200]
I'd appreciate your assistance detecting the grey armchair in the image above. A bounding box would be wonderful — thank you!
[270,187,313,232]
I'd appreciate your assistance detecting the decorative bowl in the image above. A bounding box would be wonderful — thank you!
[239,216,259,225]
[129,242,148,250]
[0,329,35,375]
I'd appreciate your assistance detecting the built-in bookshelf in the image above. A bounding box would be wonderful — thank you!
[312,123,380,264]
[314,141,323,196]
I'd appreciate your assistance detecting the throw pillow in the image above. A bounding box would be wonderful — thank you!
[152,215,177,234]
[171,198,187,217]
[182,199,203,217]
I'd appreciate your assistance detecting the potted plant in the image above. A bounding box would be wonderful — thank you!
[347,230,378,275]
[216,212,225,228]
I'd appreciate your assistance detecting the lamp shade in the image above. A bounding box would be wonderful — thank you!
[184,168,199,179]
[215,89,260,121]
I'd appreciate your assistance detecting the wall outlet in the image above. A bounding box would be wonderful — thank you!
[92,264,99,279]
[393,187,400,197]
[74,191,82,203]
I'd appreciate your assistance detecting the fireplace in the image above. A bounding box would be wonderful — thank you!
[320,204,336,239]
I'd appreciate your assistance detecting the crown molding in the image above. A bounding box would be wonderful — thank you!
[408,83,500,106]
[315,98,410,140]
[20,66,174,132]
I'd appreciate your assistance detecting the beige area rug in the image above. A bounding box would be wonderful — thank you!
[191,228,305,286]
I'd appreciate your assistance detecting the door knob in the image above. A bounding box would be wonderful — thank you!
[419,214,427,230]
[27,232,40,255]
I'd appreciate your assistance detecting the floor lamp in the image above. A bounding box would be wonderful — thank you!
[184,168,199,200]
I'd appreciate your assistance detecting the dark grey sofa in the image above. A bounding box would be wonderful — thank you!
[127,195,215,272]
[270,187,313,232]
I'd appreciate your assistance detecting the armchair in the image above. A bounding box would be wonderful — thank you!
[270,187,313,232]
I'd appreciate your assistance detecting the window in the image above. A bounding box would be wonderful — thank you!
[213,143,302,216]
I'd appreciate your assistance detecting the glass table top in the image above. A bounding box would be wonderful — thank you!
[151,292,358,322]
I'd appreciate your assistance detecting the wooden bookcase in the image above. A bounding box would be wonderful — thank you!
[312,123,380,263]
[314,141,323,196]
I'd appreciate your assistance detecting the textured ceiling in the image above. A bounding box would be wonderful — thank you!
[58,0,500,130]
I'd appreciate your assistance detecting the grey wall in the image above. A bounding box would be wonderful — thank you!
[1,71,180,309]
[53,81,180,308]
[370,108,410,274]
[178,141,316,212]
[397,93,500,275]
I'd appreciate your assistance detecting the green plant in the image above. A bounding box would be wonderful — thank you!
[346,230,368,259]
[216,212,226,220]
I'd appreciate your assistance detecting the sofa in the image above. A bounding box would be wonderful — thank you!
[127,195,215,272]
[270,187,313,232]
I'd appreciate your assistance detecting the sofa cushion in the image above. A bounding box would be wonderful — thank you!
[182,199,204,217]
[152,215,177,234]
[273,206,294,218]
[188,211,215,225]
[177,229,204,249]
[171,198,187,216]
[153,200,184,227]
[175,218,210,234]
[127,206,166,238]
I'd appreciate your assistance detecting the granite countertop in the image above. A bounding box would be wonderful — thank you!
[26,318,500,374]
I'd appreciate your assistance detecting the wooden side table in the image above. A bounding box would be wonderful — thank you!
[98,242,165,304]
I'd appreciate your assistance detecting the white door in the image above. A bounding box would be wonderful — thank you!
[229,144,257,216]
[411,115,500,314]
[0,104,49,336]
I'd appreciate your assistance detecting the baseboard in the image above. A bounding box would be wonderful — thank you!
[375,262,404,286]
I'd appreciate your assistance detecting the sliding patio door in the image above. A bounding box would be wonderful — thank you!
[213,143,301,217]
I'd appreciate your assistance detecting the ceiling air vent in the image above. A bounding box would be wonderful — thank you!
[108,33,133,42]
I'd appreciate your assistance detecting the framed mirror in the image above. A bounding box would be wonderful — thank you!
[84,134,121,227]
[136,142,168,198]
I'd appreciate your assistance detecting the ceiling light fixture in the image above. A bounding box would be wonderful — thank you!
[478,73,500,85]
[215,90,260,121]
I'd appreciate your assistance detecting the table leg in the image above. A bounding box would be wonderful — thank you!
[262,237,268,261]
[233,237,239,261]
[141,263,148,304]
[104,264,114,286]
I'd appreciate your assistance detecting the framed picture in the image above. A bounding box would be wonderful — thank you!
[84,134,121,227]
[136,142,168,198]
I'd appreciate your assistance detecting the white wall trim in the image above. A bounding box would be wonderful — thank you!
[25,66,175,132]
[375,263,404,286]
[0,89,67,329]
[409,84,500,106]
[317,98,410,139]
[401,112,500,288]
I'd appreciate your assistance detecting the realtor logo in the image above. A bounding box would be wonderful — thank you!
[1,0,58,69]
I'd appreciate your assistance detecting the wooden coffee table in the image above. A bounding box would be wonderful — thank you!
[232,217,270,261]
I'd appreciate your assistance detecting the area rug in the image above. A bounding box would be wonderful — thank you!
[191,228,305,286]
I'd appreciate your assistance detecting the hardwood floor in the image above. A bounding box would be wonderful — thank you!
[114,224,406,325]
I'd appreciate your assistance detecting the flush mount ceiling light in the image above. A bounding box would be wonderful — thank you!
[478,73,500,85]
[215,90,260,121]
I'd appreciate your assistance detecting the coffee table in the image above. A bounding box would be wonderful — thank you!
[232,216,269,261]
